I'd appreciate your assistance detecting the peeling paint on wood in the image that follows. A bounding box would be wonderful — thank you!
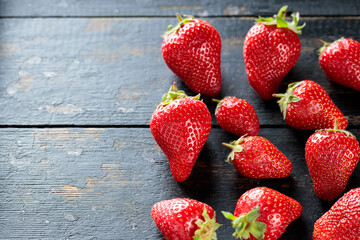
[158,5,203,10]
[1,128,359,239]
[1,0,359,17]
[0,18,358,125]
[222,5,249,15]
[0,42,20,57]
[1,2,360,239]
[40,104,85,115]
[85,18,112,33]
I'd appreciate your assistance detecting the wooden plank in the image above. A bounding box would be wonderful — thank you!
[0,17,359,126]
[0,0,360,17]
[0,127,360,239]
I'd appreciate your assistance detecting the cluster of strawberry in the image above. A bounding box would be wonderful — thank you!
[150,6,360,240]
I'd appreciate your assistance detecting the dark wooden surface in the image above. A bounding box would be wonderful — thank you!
[0,1,360,239]
[1,0,360,17]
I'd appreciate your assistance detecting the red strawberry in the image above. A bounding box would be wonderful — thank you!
[222,187,302,239]
[213,97,259,136]
[151,198,221,240]
[273,80,347,130]
[222,135,292,179]
[305,120,360,201]
[161,14,221,96]
[150,83,211,182]
[243,6,305,100]
[318,38,360,91]
[313,187,360,240]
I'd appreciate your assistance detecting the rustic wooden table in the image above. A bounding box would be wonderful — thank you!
[0,1,359,239]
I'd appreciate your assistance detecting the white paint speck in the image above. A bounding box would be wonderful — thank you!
[43,72,57,77]
[198,10,209,17]
[67,149,83,156]
[64,213,76,222]
[118,107,135,113]
[39,104,85,115]
[6,85,16,95]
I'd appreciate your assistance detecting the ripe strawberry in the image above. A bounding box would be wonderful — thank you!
[151,198,221,240]
[161,14,221,96]
[150,83,211,182]
[243,6,305,100]
[213,97,259,136]
[222,187,302,239]
[318,38,360,91]
[273,80,347,130]
[313,187,360,240]
[305,120,360,201]
[222,135,292,179]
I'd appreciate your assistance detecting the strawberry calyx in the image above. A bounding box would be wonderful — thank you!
[222,135,247,164]
[222,206,266,239]
[316,118,356,138]
[212,97,229,115]
[272,82,303,120]
[255,5,306,34]
[158,82,200,106]
[317,37,344,55]
[193,207,222,240]
[162,13,194,38]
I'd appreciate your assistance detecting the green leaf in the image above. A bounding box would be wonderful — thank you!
[288,95,301,103]
[193,207,221,240]
[276,15,288,28]
[222,211,237,221]
[223,207,266,240]
[257,17,274,22]
[162,14,194,38]
[277,5,288,17]
[245,206,260,221]
[248,221,266,239]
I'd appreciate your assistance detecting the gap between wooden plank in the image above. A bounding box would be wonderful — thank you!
[0,125,359,129]
[0,15,360,19]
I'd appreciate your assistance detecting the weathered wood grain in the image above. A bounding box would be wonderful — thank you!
[1,128,359,239]
[0,17,359,126]
[0,0,360,17]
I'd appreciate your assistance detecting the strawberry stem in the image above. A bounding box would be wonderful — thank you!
[193,207,222,240]
[317,39,331,55]
[158,82,200,106]
[272,82,302,120]
[255,6,305,34]
[176,13,182,22]
[222,135,247,163]
[213,98,225,115]
[316,118,356,138]
[317,37,344,55]
[161,13,194,38]
[222,206,266,239]
[334,118,339,131]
